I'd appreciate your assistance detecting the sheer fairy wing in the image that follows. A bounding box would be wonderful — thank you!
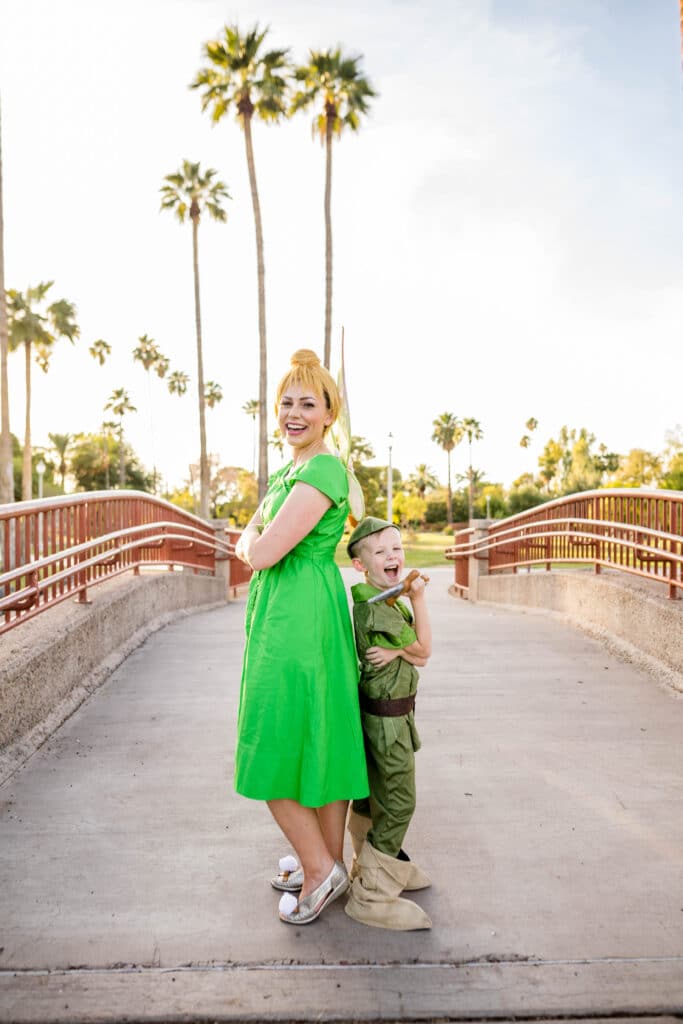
[332,328,365,526]
[333,330,352,467]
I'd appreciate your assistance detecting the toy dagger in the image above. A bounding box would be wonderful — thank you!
[367,569,430,606]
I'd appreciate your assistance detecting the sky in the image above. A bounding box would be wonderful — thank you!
[1,0,682,495]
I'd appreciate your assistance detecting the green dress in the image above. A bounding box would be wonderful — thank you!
[234,453,369,807]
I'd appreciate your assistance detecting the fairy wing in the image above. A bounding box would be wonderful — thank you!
[332,329,365,525]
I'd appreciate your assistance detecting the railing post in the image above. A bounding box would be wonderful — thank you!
[468,518,490,603]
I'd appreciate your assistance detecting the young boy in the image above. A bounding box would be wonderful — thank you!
[345,516,433,930]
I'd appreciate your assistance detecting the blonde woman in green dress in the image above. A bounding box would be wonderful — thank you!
[235,349,369,925]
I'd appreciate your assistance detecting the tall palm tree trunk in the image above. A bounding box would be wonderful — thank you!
[192,215,210,519]
[446,450,453,526]
[243,114,268,501]
[323,112,334,369]
[0,97,12,503]
[22,341,32,500]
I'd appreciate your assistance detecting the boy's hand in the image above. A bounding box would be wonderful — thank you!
[406,573,428,600]
[365,645,401,667]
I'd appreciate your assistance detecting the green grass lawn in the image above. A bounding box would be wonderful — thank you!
[335,530,454,568]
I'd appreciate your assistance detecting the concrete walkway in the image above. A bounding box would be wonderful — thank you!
[1,567,681,1022]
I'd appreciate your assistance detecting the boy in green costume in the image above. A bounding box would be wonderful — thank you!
[345,516,433,930]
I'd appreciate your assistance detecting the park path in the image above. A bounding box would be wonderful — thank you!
[1,567,681,1021]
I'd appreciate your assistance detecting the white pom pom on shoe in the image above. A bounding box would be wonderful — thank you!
[278,892,298,916]
[278,855,299,873]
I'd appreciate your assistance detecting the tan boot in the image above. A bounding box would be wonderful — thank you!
[347,809,372,881]
[399,854,432,892]
[344,841,432,931]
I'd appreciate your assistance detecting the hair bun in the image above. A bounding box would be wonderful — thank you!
[290,348,321,369]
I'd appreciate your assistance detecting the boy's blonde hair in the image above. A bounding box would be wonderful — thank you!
[274,349,341,431]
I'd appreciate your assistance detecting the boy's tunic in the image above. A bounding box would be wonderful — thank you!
[351,582,422,857]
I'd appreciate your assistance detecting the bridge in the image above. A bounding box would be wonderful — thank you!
[0,490,682,1022]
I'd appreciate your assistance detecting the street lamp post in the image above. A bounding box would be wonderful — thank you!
[387,432,393,523]
[36,458,46,500]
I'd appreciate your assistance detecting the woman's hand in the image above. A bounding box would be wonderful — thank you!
[365,646,401,667]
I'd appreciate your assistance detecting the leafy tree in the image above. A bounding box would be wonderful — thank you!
[242,398,259,474]
[431,412,463,525]
[89,338,111,365]
[349,434,374,467]
[538,438,563,493]
[661,451,683,491]
[475,483,507,519]
[48,432,72,491]
[213,465,258,524]
[7,283,79,499]
[192,26,289,500]
[290,48,375,367]
[70,431,151,492]
[612,449,662,488]
[104,387,137,487]
[0,101,12,502]
[405,463,439,498]
[507,481,546,515]
[161,159,230,518]
[393,491,427,529]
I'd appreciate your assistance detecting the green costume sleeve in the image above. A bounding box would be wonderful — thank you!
[354,601,417,651]
[294,454,348,507]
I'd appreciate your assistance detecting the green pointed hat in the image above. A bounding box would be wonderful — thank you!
[347,516,398,558]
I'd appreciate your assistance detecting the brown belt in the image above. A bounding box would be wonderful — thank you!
[359,692,416,717]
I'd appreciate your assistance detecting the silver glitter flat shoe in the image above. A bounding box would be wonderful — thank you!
[278,860,349,925]
[271,865,304,892]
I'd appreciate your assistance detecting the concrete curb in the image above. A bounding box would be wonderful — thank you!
[1,957,682,1022]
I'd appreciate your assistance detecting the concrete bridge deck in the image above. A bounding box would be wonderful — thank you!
[0,567,681,1022]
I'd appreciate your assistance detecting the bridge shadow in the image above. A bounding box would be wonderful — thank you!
[0,566,681,1020]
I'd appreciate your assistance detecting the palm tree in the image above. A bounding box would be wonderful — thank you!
[0,98,12,502]
[519,416,538,449]
[48,432,72,491]
[133,333,166,494]
[104,387,136,488]
[291,48,376,367]
[7,283,79,499]
[192,25,289,501]
[161,159,230,519]
[269,427,285,461]
[406,464,439,499]
[431,412,462,526]
[168,370,190,397]
[242,398,259,474]
[349,434,375,468]
[204,381,223,408]
[100,420,118,489]
[461,417,483,519]
[89,339,111,365]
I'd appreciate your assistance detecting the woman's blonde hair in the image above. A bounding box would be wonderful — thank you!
[274,349,341,431]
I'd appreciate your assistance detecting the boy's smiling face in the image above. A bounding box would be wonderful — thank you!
[352,526,405,591]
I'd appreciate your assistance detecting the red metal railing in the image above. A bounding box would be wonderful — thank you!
[445,489,683,600]
[0,491,252,634]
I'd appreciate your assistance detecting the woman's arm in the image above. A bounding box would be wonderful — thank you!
[238,482,332,570]
[235,505,264,565]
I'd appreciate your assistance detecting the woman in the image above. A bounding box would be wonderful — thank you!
[235,349,369,925]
